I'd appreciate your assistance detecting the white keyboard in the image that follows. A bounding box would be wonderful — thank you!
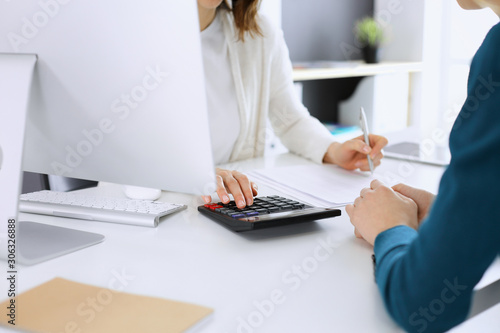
[19,190,187,227]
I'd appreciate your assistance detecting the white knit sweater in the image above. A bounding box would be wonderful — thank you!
[219,10,335,164]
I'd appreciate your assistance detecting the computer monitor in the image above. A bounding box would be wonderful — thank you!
[0,0,215,264]
[1,0,215,195]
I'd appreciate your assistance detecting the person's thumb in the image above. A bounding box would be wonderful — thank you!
[392,183,415,198]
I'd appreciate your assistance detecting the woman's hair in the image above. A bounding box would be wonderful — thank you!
[221,0,262,40]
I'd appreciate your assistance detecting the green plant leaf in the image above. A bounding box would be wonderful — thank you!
[354,17,384,47]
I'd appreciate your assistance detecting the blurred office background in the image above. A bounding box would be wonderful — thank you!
[23,0,499,192]
[261,0,498,143]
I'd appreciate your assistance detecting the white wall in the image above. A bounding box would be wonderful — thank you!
[261,0,498,145]
[419,0,446,137]
[375,0,425,62]
[437,2,498,135]
[420,1,497,139]
[374,0,427,135]
[375,0,498,140]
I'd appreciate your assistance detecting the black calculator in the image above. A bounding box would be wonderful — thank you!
[198,195,341,232]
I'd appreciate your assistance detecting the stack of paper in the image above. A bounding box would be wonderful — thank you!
[249,164,380,207]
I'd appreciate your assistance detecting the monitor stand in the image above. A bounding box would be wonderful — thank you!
[16,221,104,265]
[0,53,104,266]
[124,185,162,200]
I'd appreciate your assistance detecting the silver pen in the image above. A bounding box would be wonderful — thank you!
[359,107,374,174]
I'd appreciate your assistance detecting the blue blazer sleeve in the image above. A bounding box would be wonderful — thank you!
[373,22,500,333]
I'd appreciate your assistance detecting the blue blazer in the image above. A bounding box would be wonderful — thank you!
[374,22,500,333]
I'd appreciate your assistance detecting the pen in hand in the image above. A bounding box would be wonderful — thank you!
[359,107,374,174]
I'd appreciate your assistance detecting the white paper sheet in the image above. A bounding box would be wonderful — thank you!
[249,164,386,207]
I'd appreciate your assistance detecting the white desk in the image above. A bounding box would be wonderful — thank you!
[2,153,499,332]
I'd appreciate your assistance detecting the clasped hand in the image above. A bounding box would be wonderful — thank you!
[346,180,436,245]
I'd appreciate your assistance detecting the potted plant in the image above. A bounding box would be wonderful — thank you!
[354,17,384,64]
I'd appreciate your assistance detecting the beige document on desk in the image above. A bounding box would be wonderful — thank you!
[249,164,387,207]
[0,277,213,333]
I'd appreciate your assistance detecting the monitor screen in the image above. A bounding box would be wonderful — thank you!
[0,0,215,195]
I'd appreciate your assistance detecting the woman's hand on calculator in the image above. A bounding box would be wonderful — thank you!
[201,168,258,209]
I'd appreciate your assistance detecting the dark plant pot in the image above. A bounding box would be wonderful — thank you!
[362,46,379,64]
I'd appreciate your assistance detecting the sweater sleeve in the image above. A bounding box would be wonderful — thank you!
[264,20,335,164]
[372,23,500,333]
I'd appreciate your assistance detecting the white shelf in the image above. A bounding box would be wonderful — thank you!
[292,61,422,81]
